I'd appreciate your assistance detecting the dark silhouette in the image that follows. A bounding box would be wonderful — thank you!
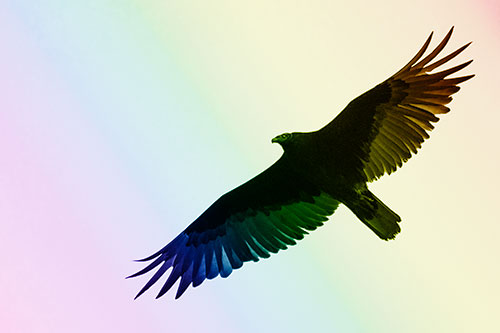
[129,27,473,299]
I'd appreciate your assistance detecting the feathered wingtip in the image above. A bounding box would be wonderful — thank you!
[127,234,189,300]
[127,231,236,300]
[392,26,474,83]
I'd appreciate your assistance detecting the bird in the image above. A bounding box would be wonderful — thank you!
[128,27,473,299]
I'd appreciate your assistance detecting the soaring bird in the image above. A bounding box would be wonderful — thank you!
[129,27,473,299]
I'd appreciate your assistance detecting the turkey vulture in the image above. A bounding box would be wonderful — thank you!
[129,27,473,299]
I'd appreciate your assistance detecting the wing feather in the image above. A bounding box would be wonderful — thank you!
[192,251,206,287]
[207,243,220,279]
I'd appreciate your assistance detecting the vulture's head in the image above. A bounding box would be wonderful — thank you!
[271,132,293,149]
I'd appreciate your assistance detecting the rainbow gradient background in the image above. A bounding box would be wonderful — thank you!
[2,1,499,332]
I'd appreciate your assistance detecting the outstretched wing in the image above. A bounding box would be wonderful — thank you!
[128,156,339,299]
[317,27,473,182]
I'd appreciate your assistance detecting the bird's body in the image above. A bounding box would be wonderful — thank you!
[129,28,473,299]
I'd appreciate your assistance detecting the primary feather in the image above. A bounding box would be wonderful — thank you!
[129,27,473,299]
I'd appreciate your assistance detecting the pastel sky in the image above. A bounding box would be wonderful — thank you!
[1,1,499,332]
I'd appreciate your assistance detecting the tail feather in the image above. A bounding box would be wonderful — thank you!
[346,190,401,240]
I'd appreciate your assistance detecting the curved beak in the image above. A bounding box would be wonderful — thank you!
[271,137,278,143]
